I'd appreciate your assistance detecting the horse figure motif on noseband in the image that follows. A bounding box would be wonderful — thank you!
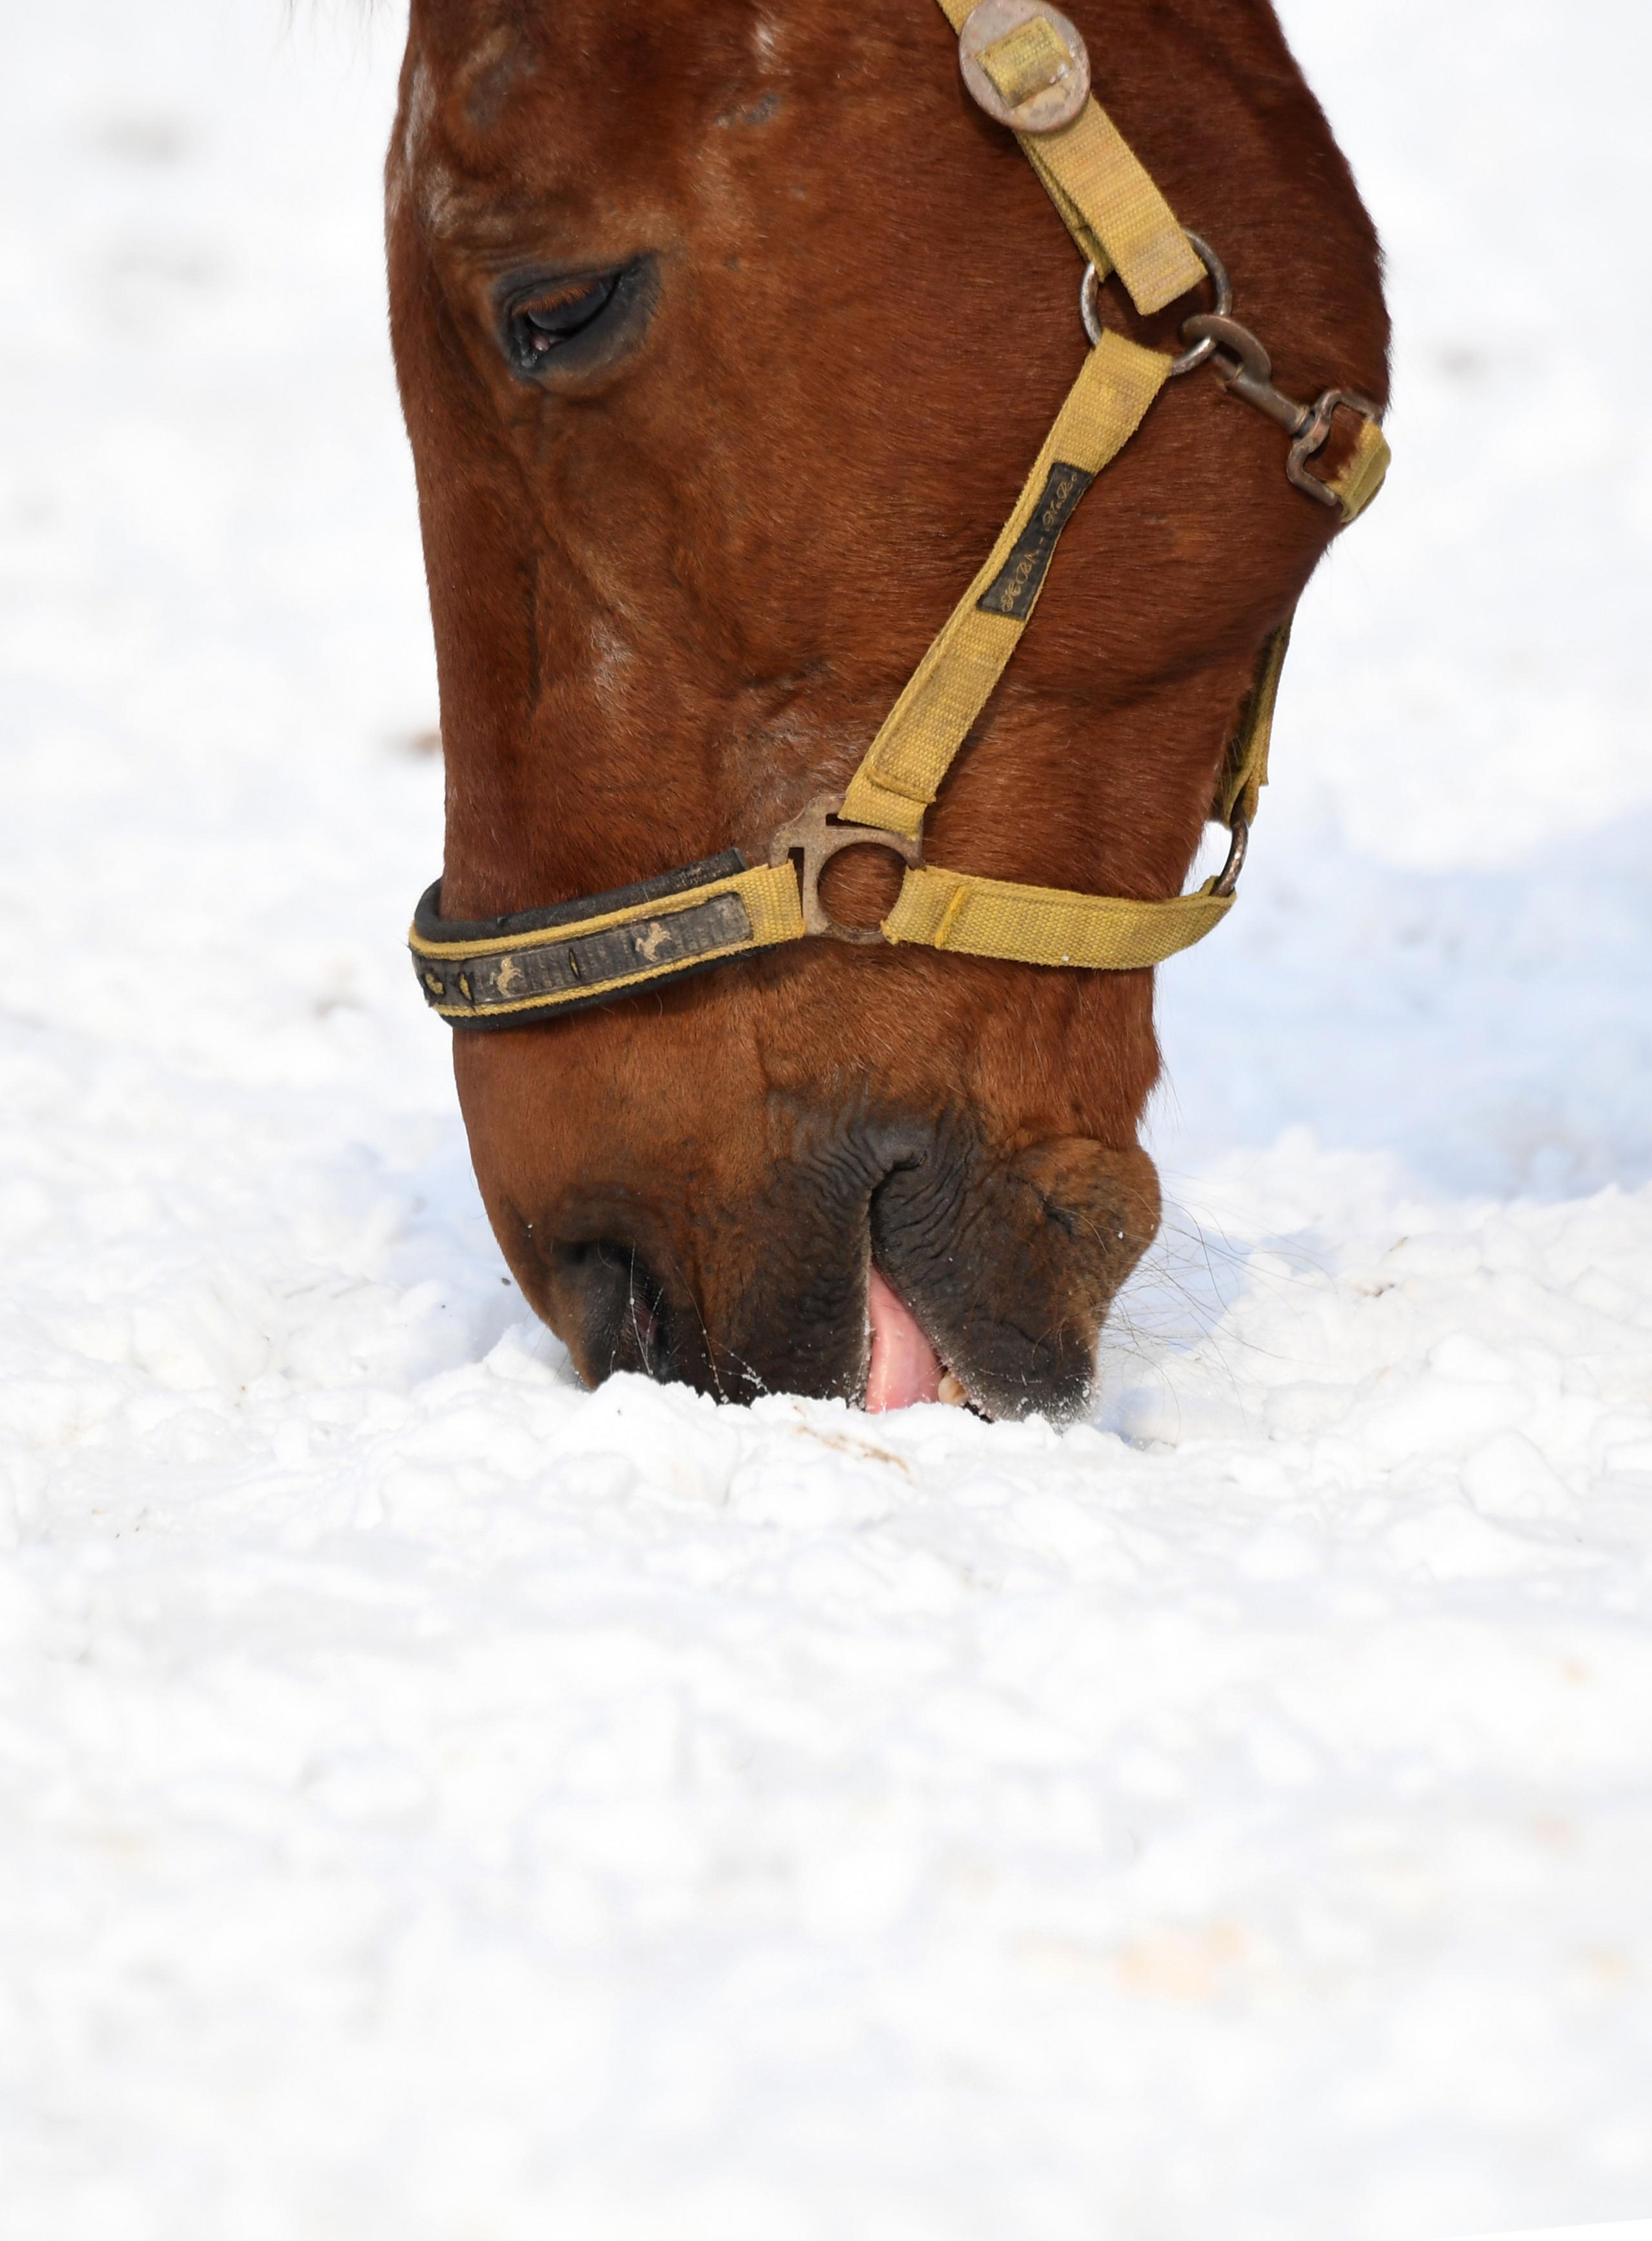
[388,0,1390,1418]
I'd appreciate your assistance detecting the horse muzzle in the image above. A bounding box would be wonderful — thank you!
[496,1101,1158,1423]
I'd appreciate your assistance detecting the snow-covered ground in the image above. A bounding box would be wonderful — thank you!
[2,3,1649,2235]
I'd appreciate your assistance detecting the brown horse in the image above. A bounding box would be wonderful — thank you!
[386,0,1388,1420]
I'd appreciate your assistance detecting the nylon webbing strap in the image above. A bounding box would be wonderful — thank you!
[1214,618,1291,829]
[931,0,1204,314]
[840,330,1169,837]
[1327,416,1391,524]
[871,613,1295,972]
[884,862,1231,968]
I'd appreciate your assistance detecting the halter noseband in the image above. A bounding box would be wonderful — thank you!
[410,0,1388,1030]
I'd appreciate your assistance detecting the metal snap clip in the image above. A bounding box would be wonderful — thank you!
[958,0,1090,136]
[769,794,923,945]
[1178,310,1385,514]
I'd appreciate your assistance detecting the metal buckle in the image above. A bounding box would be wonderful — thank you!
[1080,233,1232,375]
[769,794,923,945]
[1285,389,1385,512]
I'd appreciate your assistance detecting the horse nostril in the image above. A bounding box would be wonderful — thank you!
[548,1237,670,1380]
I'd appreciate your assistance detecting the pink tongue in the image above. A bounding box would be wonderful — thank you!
[864,1267,945,1412]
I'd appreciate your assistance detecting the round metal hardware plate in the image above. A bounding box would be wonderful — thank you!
[958,0,1089,136]
[769,794,923,945]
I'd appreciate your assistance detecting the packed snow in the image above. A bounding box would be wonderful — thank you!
[2,3,1649,2235]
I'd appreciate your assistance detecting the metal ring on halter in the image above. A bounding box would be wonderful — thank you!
[1212,810,1249,899]
[769,792,923,945]
[1079,232,1233,374]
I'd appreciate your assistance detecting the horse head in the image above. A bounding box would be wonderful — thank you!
[386,0,1388,1417]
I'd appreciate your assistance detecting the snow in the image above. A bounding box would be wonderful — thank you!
[1,2,1649,2235]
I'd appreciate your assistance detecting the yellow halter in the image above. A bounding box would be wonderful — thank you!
[411,0,1388,1028]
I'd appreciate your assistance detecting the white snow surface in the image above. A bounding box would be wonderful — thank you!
[2,4,1650,2235]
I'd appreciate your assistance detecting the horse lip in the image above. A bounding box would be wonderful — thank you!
[865,1123,1157,1423]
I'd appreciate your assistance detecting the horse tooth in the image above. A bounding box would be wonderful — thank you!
[937,1371,967,1408]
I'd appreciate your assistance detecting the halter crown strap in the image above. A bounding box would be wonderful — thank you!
[410,0,1386,1027]
[932,0,1205,314]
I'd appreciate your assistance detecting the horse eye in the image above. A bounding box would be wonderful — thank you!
[501,270,623,374]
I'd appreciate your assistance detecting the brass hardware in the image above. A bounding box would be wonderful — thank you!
[1180,311,1385,512]
[769,794,923,945]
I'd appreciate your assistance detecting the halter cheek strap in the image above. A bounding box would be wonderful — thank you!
[410,0,1387,1029]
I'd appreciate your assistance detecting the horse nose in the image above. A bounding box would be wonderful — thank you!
[533,1120,923,1405]
[520,1112,1157,1420]
[545,1235,681,1386]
